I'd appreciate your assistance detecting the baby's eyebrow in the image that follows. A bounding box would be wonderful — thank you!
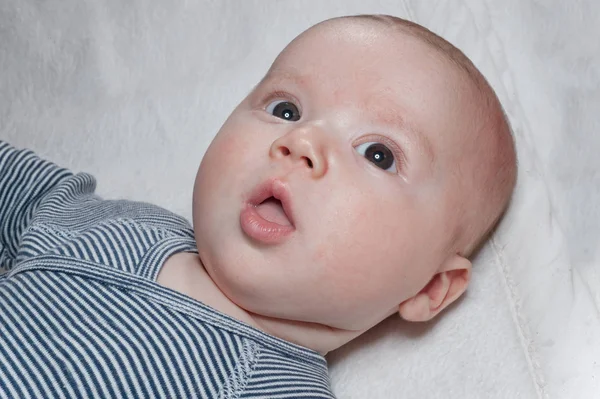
[259,67,308,88]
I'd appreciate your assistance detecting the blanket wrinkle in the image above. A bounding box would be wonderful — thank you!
[491,235,545,399]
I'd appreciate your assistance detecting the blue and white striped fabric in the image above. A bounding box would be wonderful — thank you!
[0,141,334,399]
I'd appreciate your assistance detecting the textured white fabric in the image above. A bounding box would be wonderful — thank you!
[1,0,598,398]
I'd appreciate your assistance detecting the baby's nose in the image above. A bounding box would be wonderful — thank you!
[269,130,327,178]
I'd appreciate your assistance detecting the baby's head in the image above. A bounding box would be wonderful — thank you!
[192,15,516,351]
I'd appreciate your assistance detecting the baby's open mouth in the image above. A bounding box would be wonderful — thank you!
[255,197,292,226]
[240,178,296,244]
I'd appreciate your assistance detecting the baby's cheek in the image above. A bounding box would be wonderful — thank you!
[204,135,258,181]
[313,214,380,287]
[339,203,411,283]
[216,132,249,161]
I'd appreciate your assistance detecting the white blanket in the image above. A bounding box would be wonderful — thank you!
[2,0,599,397]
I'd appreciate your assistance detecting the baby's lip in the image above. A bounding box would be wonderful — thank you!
[240,178,296,245]
[245,178,295,227]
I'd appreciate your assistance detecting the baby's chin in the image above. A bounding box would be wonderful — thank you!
[230,286,386,332]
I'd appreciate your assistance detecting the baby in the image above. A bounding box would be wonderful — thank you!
[0,15,516,398]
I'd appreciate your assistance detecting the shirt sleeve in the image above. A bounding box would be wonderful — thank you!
[0,141,72,268]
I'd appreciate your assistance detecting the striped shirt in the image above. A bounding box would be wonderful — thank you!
[0,141,335,399]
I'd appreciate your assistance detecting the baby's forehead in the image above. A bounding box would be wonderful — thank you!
[272,21,470,95]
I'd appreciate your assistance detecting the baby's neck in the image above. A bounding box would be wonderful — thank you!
[158,252,258,327]
[157,252,363,355]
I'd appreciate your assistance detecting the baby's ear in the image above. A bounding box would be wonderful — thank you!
[398,254,472,322]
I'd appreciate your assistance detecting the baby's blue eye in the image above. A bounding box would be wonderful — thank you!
[355,142,397,173]
[266,100,301,121]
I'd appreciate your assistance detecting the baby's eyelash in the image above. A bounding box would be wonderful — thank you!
[269,90,292,100]
[262,90,301,108]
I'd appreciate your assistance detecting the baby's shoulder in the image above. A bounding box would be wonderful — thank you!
[14,171,195,275]
[33,171,191,233]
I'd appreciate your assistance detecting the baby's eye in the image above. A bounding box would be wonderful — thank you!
[265,100,301,121]
[355,142,397,173]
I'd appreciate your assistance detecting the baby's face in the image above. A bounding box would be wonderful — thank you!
[193,21,478,331]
